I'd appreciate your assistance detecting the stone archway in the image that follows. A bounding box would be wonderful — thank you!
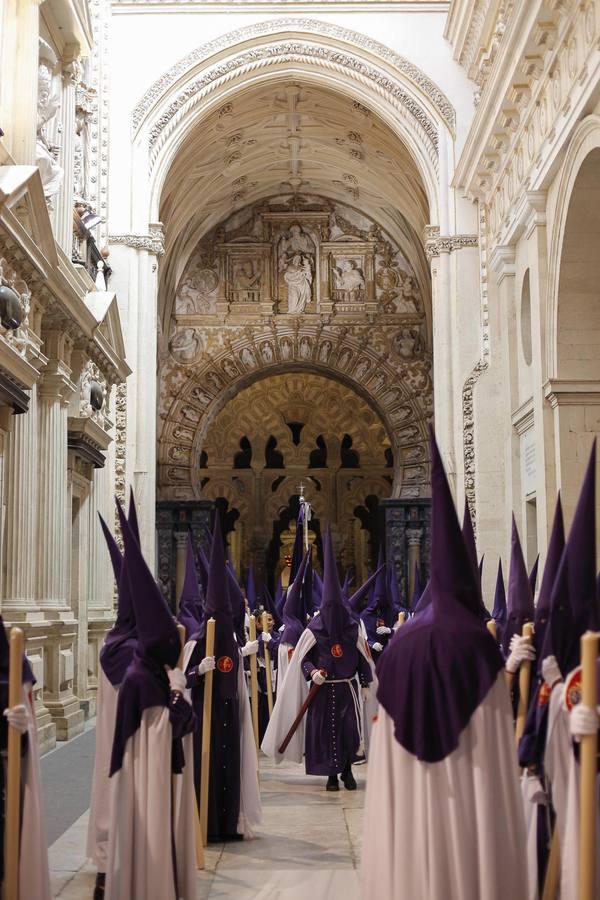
[546,115,600,524]
[194,371,395,582]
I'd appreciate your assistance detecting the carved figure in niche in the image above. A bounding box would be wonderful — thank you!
[333,259,365,303]
[280,338,292,360]
[37,39,63,203]
[279,225,314,314]
[398,424,419,443]
[170,327,203,363]
[395,275,420,315]
[175,268,219,315]
[299,337,312,359]
[401,486,420,498]
[319,340,332,363]
[169,446,187,462]
[404,445,425,463]
[167,467,188,483]
[173,426,193,443]
[338,349,353,370]
[261,342,274,363]
[394,327,421,360]
[390,405,412,424]
[373,372,387,393]
[240,347,256,369]
[181,405,200,424]
[232,259,261,303]
[354,358,371,380]
[221,359,239,380]
[206,371,222,391]
[190,387,211,406]
[404,466,425,482]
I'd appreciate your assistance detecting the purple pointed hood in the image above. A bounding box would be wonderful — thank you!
[502,517,535,655]
[529,555,540,597]
[118,503,179,670]
[387,562,405,617]
[99,503,138,686]
[410,563,423,609]
[413,579,431,614]
[177,533,203,642]
[202,517,238,698]
[312,568,323,607]
[127,487,140,545]
[347,565,385,617]
[226,563,247,648]
[491,559,507,643]
[246,566,258,612]
[310,529,356,646]
[361,549,395,636]
[281,550,310,646]
[533,496,564,668]
[197,544,209,595]
[376,428,503,762]
[542,444,596,676]
[462,499,488,619]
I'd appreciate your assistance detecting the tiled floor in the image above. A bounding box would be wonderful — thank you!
[49,755,366,899]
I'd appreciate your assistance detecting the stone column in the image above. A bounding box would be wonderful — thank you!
[174,530,188,608]
[2,0,41,164]
[36,340,84,739]
[405,527,423,600]
[87,460,115,710]
[55,55,79,255]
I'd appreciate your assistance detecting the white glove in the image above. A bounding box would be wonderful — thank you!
[570,704,600,741]
[3,704,28,734]
[167,667,187,694]
[541,655,562,689]
[242,640,259,657]
[509,633,521,654]
[505,635,535,673]
[523,773,547,805]
[361,686,370,702]
[197,656,215,676]
[311,669,326,686]
[372,642,384,653]
[278,624,285,633]
[376,626,391,636]
[261,632,272,644]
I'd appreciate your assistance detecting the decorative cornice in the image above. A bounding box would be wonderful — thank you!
[145,43,441,159]
[109,231,165,255]
[425,232,478,260]
[132,18,455,134]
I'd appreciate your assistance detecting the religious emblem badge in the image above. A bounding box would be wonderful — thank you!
[331,643,344,658]
[564,665,582,711]
[217,656,234,673]
[288,647,294,662]
[538,681,552,707]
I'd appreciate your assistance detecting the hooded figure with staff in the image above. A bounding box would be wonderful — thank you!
[262,528,375,792]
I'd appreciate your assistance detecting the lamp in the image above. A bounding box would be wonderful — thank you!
[0,285,22,330]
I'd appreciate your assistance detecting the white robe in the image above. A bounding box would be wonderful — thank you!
[19,681,51,900]
[182,638,262,839]
[87,667,119,871]
[105,705,196,900]
[361,673,528,900]
[261,628,377,765]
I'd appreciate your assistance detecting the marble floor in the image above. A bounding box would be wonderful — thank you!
[49,753,366,899]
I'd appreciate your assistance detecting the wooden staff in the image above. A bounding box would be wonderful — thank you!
[486,619,497,640]
[5,626,24,900]
[248,615,259,749]
[278,669,327,754]
[542,826,560,900]
[515,621,535,744]
[396,611,406,627]
[262,612,274,717]
[199,617,215,847]
[579,631,598,900]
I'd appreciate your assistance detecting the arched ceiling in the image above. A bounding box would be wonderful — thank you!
[158,80,430,313]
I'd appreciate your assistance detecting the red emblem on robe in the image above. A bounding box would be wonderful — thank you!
[217,656,234,673]
[331,643,344,658]
[565,665,582,711]
[288,647,294,662]
[538,681,552,707]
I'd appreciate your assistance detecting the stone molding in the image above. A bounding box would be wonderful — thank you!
[132,18,455,134]
[109,230,165,255]
[144,42,441,165]
[425,230,478,260]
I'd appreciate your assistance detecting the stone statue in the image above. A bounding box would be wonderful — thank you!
[279,225,314,314]
[233,259,261,302]
[170,327,202,363]
[36,39,64,203]
[333,259,365,302]
[395,276,420,315]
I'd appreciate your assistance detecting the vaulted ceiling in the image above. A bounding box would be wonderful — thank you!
[158,80,431,318]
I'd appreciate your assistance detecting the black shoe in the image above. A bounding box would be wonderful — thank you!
[93,873,106,900]
[341,766,357,791]
[326,775,339,791]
